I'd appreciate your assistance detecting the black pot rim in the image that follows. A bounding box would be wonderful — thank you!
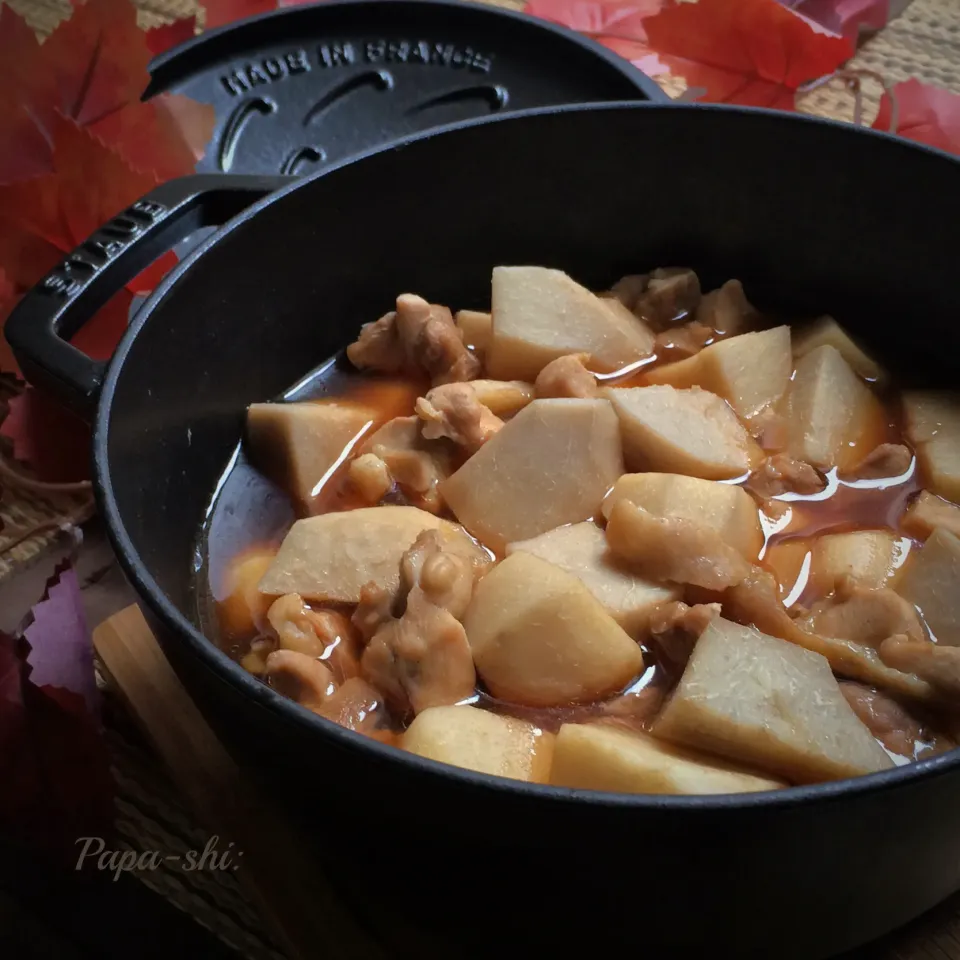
[94,100,960,812]
[146,0,666,105]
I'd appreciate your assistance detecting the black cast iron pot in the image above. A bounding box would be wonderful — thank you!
[8,104,960,959]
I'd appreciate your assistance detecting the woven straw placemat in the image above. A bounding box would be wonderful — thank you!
[5,1,960,957]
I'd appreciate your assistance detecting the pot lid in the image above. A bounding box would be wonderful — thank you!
[146,0,664,177]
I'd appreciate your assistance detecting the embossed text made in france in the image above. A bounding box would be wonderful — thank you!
[220,40,493,94]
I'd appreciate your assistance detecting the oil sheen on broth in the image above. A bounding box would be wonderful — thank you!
[194,268,960,796]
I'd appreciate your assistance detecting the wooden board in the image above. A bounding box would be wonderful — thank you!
[93,605,386,960]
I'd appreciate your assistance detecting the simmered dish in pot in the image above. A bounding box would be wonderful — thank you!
[203,265,960,796]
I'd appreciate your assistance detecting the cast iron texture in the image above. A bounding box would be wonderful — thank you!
[146,0,667,176]
[8,104,960,958]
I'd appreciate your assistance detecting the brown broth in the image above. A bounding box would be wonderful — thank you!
[196,324,951,772]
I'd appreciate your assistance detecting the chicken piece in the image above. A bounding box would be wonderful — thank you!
[534,353,599,399]
[467,379,535,416]
[607,273,649,311]
[348,295,481,385]
[747,454,825,498]
[348,452,393,503]
[416,383,504,451]
[361,589,476,718]
[346,310,406,373]
[219,548,277,639]
[845,443,912,481]
[880,635,960,697]
[360,531,480,718]
[749,407,789,451]
[266,594,361,683]
[633,268,701,329]
[694,279,759,336]
[264,649,336,710]
[839,681,948,761]
[760,497,792,523]
[648,601,721,671]
[725,567,934,701]
[240,637,276,677]
[605,500,750,591]
[400,529,478,618]
[596,684,668,733]
[396,293,481,385]
[351,582,397,644]
[313,677,391,736]
[902,491,960,541]
[653,321,715,359]
[357,416,455,512]
[798,586,925,650]
[455,309,493,354]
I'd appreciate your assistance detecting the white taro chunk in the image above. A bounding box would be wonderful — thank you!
[507,522,680,635]
[487,266,655,381]
[549,723,785,795]
[811,530,908,594]
[602,472,763,560]
[902,491,960,541]
[654,617,894,783]
[793,316,885,384]
[785,345,881,470]
[645,326,791,421]
[247,400,376,511]
[903,392,960,503]
[463,553,644,707]
[895,527,960,646]
[403,706,555,782]
[454,310,493,354]
[440,398,623,553]
[604,385,759,480]
[258,506,486,603]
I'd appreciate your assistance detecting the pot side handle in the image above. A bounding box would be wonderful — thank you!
[4,173,291,421]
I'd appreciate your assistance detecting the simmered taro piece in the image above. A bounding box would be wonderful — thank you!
[201,265,960,796]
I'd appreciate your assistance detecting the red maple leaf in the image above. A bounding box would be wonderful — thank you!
[204,0,279,30]
[146,15,197,55]
[781,0,889,43]
[0,387,93,483]
[873,78,960,156]
[0,2,213,382]
[643,0,854,109]
[524,0,667,74]
[0,270,18,375]
[0,116,171,380]
[0,565,113,867]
